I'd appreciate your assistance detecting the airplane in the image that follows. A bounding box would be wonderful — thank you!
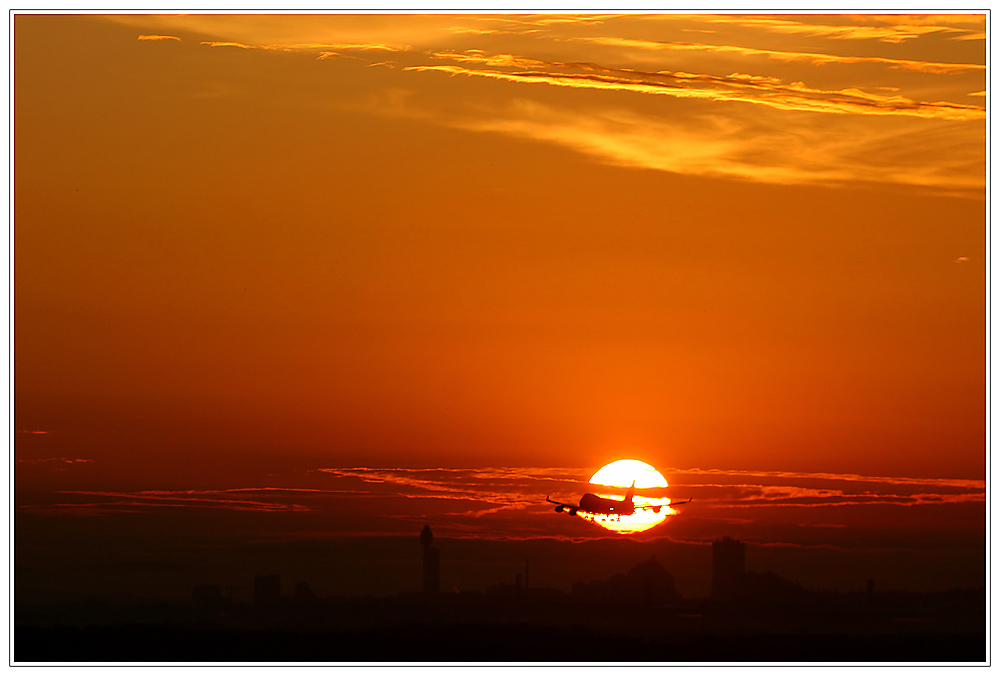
[546,481,692,519]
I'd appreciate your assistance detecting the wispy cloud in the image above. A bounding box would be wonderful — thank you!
[409,55,985,121]
[201,40,407,55]
[571,36,985,74]
[670,467,986,490]
[23,488,319,514]
[200,41,256,49]
[446,26,504,36]
[951,31,986,41]
[419,97,982,195]
[138,34,180,42]
[479,14,622,28]
[656,467,985,509]
[316,466,985,514]
[858,13,985,33]
[664,14,971,43]
[115,14,984,196]
[861,14,984,25]
[317,466,582,515]
[35,467,978,518]
[18,467,985,545]
[17,502,151,517]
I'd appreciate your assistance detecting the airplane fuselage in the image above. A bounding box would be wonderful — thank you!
[579,492,634,515]
[547,480,684,519]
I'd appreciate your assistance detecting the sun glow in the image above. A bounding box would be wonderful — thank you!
[590,459,668,489]
[587,459,673,534]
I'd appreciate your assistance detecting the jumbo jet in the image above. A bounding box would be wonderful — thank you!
[546,481,692,519]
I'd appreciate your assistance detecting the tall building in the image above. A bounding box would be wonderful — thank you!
[420,525,440,594]
[711,536,746,601]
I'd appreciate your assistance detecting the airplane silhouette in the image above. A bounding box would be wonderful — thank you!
[546,481,692,519]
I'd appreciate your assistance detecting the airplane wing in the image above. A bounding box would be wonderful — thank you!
[545,496,581,514]
[634,498,693,513]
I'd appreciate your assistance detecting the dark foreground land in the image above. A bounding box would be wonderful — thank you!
[15,622,986,662]
[16,587,986,663]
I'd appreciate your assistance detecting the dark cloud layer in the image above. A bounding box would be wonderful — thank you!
[18,466,984,545]
[15,464,984,602]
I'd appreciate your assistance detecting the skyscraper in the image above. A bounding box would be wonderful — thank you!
[420,525,440,594]
[711,536,746,601]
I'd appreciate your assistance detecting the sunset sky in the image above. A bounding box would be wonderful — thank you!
[14,13,986,602]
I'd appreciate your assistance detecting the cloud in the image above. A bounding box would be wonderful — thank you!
[112,15,985,196]
[318,52,365,62]
[858,13,985,39]
[571,36,986,75]
[479,15,621,28]
[17,502,151,517]
[951,31,986,41]
[315,466,985,515]
[663,14,970,43]
[408,56,985,121]
[200,41,255,49]
[668,467,986,490]
[35,488,318,514]
[201,40,407,55]
[282,41,406,52]
[138,34,180,42]
[18,467,985,547]
[446,27,504,36]
[417,97,982,196]
[861,14,984,26]
[316,466,581,516]
[707,492,984,509]
[660,469,985,509]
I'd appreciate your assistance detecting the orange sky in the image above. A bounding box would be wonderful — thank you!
[15,13,986,489]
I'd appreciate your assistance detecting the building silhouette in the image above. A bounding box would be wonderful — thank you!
[192,584,221,607]
[420,525,440,595]
[711,536,746,601]
[254,574,281,606]
[571,557,682,607]
[293,581,316,601]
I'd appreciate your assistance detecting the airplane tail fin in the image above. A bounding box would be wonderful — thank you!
[625,480,635,503]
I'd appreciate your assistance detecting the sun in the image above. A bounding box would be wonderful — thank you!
[587,459,673,534]
[591,459,668,489]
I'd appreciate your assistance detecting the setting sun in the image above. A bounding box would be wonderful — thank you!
[587,460,673,534]
[590,459,668,489]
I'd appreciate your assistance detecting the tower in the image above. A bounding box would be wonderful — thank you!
[711,536,746,601]
[420,525,440,594]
